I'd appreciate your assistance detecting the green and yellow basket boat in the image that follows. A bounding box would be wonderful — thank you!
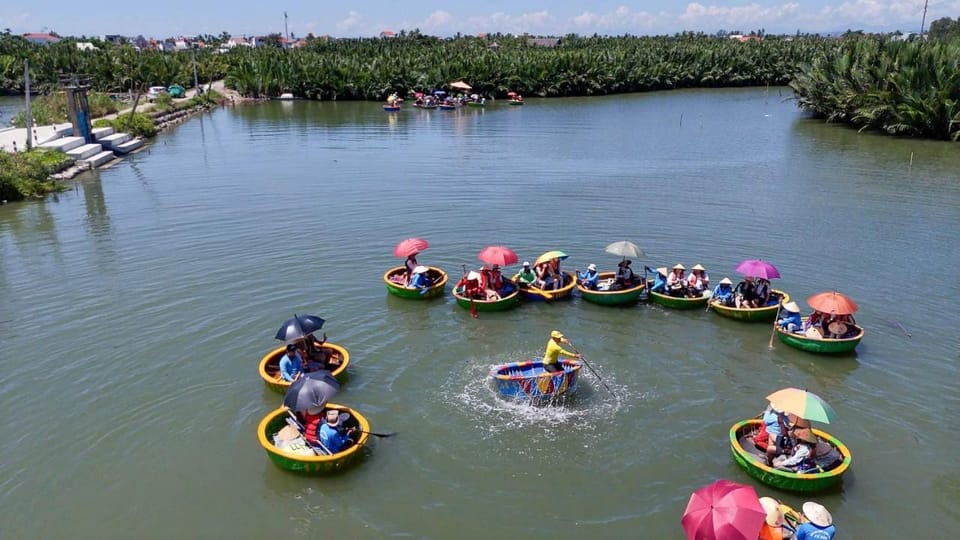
[649,289,712,309]
[453,279,521,312]
[730,419,851,493]
[775,321,864,354]
[577,272,646,306]
[383,266,448,299]
[511,271,576,301]
[709,290,790,322]
[257,405,370,474]
[258,343,350,393]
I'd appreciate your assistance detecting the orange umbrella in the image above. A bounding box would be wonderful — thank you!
[807,291,858,315]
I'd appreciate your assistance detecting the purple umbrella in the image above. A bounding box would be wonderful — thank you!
[735,259,781,279]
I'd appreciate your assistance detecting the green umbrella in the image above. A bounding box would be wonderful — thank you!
[765,387,837,424]
[534,250,568,266]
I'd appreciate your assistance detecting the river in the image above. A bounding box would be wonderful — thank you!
[1,89,958,538]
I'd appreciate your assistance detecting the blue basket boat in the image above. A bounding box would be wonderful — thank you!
[490,360,581,402]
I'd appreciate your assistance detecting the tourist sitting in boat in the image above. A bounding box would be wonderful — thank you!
[773,428,818,472]
[409,265,433,292]
[404,252,420,284]
[459,271,485,299]
[803,311,827,339]
[825,314,856,339]
[686,264,709,297]
[734,276,759,308]
[712,277,735,306]
[535,262,556,290]
[756,278,773,306]
[614,259,635,288]
[301,332,340,370]
[516,261,536,288]
[319,409,358,453]
[760,404,791,465]
[777,302,803,333]
[300,406,326,446]
[577,263,600,290]
[478,265,501,301]
[650,267,668,293]
[543,330,582,373]
[667,264,687,297]
[796,502,835,540]
[759,497,796,540]
[279,344,305,382]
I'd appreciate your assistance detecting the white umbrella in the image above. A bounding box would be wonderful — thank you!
[605,240,644,258]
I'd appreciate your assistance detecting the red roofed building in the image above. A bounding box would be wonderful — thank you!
[379,30,395,38]
[23,33,60,45]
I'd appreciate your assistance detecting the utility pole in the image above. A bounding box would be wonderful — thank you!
[284,11,289,41]
[192,49,200,93]
[920,0,929,35]
[24,59,32,150]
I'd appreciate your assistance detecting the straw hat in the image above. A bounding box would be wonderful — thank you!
[467,271,480,280]
[802,502,833,527]
[758,497,784,526]
[783,301,801,313]
[719,277,733,285]
[795,428,818,445]
[672,263,685,270]
[692,264,705,271]
[587,263,597,271]
[828,321,848,335]
[656,267,668,276]
[550,330,565,339]
[413,265,428,274]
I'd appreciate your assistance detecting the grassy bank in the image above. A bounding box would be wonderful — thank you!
[0,149,73,201]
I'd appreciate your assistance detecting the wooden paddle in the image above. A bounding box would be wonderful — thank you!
[768,303,782,348]
[566,342,617,398]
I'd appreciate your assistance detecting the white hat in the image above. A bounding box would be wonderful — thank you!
[802,502,832,527]
[783,301,801,313]
[413,265,428,274]
[522,261,530,267]
[656,267,668,276]
[467,271,480,280]
[673,263,685,270]
[719,277,733,285]
[692,264,705,271]
[325,409,340,424]
[759,497,784,526]
[587,263,597,271]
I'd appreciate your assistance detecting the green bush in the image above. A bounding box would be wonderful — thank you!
[109,112,157,138]
[12,92,119,127]
[0,149,72,201]
[153,92,174,110]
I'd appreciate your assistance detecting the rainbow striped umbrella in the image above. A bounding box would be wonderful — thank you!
[765,388,837,424]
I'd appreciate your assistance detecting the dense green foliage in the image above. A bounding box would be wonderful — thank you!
[0,149,72,201]
[11,91,119,126]
[790,38,960,140]
[927,17,960,41]
[93,112,157,138]
[224,34,830,99]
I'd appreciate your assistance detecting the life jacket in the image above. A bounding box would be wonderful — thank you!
[302,411,323,443]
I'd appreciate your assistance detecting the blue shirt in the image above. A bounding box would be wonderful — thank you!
[763,408,787,437]
[796,522,836,540]
[652,274,667,292]
[278,352,302,381]
[319,422,353,453]
[778,311,802,329]
[409,272,430,289]
[713,284,733,303]
[577,269,599,288]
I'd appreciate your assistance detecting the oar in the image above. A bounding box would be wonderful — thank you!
[359,430,398,438]
[768,303,782,348]
[566,342,617,398]
[461,264,478,318]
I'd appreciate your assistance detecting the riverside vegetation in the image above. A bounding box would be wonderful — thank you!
[1,30,957,142]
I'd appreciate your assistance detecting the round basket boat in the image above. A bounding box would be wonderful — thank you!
[383,266,448,299]
[709,290,790,322]
[508,100,524,106]
[467,101,485,108]
[453,279,520,312]
[258,343,350,393]
[257,405,370,474]
[512,271,576,301]
[730,419,851,493]
[775,320,864,354]
[382,105,400,112]
[577,272,646,306]
[490,359,581,403]
[649,288,712,309]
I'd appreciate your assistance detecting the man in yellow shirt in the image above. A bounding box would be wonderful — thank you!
[543,330,582,372]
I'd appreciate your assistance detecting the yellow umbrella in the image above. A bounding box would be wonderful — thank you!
[534,250,568,267]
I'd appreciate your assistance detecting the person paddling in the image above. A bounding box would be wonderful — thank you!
[543,330,582,373]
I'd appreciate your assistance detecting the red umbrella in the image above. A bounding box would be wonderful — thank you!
[507,91,518,97]
[393,238,429,258]
[681,479,766,540]
[807,291,858,315]
[735,259,780,279]
[477,245,518,266]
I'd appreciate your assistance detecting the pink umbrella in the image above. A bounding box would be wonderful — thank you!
[735,259,781,280]
[681,479,766,540]
[393,238,429,258]
[478,245,518,267]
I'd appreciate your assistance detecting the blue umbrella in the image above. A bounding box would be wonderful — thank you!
[275,314,325,344]
[433,89,446,96]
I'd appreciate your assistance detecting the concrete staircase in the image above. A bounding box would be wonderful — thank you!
[35,125,144,170]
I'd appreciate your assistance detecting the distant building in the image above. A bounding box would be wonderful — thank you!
[527,37,560,47]
[23,33,60,45]
[75,42,98,51]
[174,38,190,50]
[104,34,125,45]
[380,30,395,38]
[226,36,252,48]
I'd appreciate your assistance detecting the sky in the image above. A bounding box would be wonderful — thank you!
[2,1,956,39]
